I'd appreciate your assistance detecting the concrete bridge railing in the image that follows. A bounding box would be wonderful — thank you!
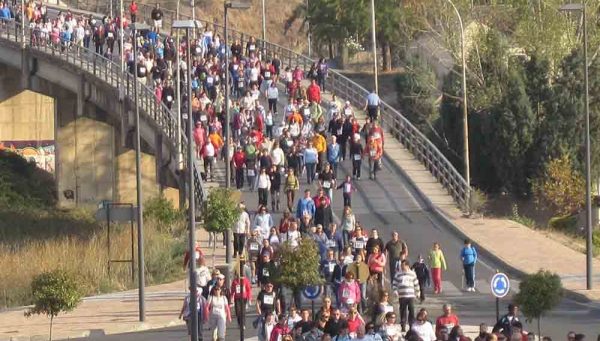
[0,20,207,208]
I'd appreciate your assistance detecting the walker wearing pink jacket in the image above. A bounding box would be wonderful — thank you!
[338,279,361,306]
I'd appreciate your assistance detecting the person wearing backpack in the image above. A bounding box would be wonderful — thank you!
[460,239,478,292]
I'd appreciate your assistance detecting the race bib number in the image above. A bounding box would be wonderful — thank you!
[200,115,207,122]
[207,77,214,85]
[322,181,331,189]
[337,128,343,135]
[328,263,335,272]
[166,95,173,102]
[247,169,255,176]
[344,108,352,116]
[344,183,351,193]
[263,295,274,305]
[195,46,202,54]
[235,285,241,294]
[384,305,394,313]
[233,64,239,71]
[354,240,365,249]
[327,240,336,248]
[250,243,259,251]
[370,150,376,157]
[107,32,114,38]
[342,289,350,298]
[303,108,310,117]
[139,66,146,74]
[265,71,271,78]
[249,44,256,51]
[194,251,200,260]
[238,80,244,87]
[262,268,270,277]
[353,154,362,161]
[372,132,381,139]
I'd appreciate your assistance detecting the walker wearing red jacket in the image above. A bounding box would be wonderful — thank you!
[307,79,322,104]
[230,274,252,328]
[182,242,204,270]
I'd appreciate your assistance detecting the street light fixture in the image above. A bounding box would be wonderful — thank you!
[446,0,471,205]
[559,2,593,291]
[172,18,202,341]
[130,21,150,323]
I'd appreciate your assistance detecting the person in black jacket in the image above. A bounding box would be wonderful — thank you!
[411,254,430,303]
[340,117,353,161]
[492,304,521,338]
[269,164,282,212]
[349,136,363,180]
[314,196,333,229]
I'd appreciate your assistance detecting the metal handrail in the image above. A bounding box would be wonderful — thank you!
[133,2,470,207]
[0,19,207,207]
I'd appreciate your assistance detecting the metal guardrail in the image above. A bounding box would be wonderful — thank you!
[132,3,470,208]
[0,19,207,208]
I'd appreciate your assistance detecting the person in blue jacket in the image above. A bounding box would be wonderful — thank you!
[460,239,478,292]
[295,189,316,220]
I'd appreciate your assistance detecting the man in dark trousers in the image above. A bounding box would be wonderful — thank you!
[412,254,430,303]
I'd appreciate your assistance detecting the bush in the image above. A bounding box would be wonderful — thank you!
[593,230,600,256]
[144,196,185,234]
[548,215,577,232]
[510,204,536,228]
[468,188,488,216]
[532,155,585,216]
[0,150,56,209]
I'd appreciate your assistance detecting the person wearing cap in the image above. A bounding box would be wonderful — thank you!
[349,133,364,180]
[234,202,251,258]
[411,254,430,303]
[257,282,280,318]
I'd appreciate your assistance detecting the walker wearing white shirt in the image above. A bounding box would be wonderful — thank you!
[233,203,251,257]
[255,169,272,207]
[411,309,436,341]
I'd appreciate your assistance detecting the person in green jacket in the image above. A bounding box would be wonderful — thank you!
[428,242,447,294]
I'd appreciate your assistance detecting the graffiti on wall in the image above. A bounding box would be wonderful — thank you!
[0,140,56,174]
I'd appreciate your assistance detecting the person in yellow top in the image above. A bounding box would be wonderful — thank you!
[428,242,447,294]
[312,132,327,173]
[208,131,224,152]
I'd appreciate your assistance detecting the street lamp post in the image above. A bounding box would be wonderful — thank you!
[173,19,202,341]
[306,0,311,57]
[175,0,183,170]
[369,0,378,94]
[261,0,266,50]
[130,21,150,323]
[446,0,470,202]
[560,3,592,290]
[224,0,250,283]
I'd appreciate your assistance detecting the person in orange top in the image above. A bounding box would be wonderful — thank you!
[365,137,383,180]
[288,110,304,126]
[208,130,224,151]
[129,0,138,22]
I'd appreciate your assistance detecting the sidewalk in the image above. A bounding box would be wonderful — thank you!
[375,113,600,302]
[0,228,226,341]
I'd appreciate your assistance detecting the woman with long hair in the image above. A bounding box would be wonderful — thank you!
[428,242,447,294]
[340,206,356,249]
[203,286,231,341]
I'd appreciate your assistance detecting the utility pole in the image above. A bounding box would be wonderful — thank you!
[370,0,378,94]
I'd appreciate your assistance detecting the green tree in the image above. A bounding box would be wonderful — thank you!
[275,238,323,308]
[202,188,240,265]
[25,270,82,341]
[395,55,438,132]
[532,154,585,216]
[515,270,563,338]
[489,68,535,193]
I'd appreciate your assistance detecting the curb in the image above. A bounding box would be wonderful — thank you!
[382,150,593,304]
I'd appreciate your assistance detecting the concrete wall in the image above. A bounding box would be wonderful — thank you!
[56,95,116,207]
[0,90,54,141]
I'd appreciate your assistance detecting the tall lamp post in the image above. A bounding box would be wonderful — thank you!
[369,0,378,94]
[224,1,251,265]
[261,0,266,50]
[130,21,150,323]
[173,19,202,341]
[446,0,470,201]
[560,3,592,290]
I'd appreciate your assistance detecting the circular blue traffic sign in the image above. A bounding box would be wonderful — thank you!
[302,285,322,300]
[491,273,510,298]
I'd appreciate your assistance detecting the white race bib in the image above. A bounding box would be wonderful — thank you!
[265,71,271,78]
[238,80,244,87]
[194,251,200,260]
[327,240,336,248]
[166,95,173,102]
[354,240,365,249]
[384,305,394,313]
[250,243,259,251]
[249,44,256,51]
[322,180,331,189]
[235,285,241,294]
[207,77,214,85]
[233,64,239,71]
[370,150,376,157]
[200,115,207,122]
[107,32,114,38]
[247,169,255,176]
[353,154,361,161]
[328,263,335,272]
[344,183,351,193]
[262,268,270,277]
[303,108,310,117]
[337,128,343,135]
[263,294,274,305]
[344,108,352,116]
[342,289,350,298]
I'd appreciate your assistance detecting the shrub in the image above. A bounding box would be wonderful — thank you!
[510,204,536,228]
[532,154,585,216]
[468,188,488,216]
[0,150,56,209]
[144,196,184,233]
[548,214,577,232]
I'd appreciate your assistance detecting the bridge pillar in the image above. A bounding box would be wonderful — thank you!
[55,93,116,207]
